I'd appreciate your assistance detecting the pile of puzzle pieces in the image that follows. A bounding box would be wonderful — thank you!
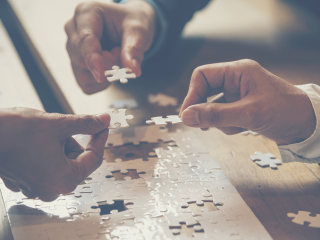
[0,125,273,240]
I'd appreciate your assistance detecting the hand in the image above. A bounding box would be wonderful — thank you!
[180,59,316,145]
[65,0,156,94]
[0,108,110,201]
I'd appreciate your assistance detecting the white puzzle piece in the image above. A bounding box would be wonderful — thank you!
[110,98,138,109]
[104,65,136,84]
[0,125,273,240]
[146,115,182,125]
[250,151,282,169]
[287,211,320,228]
[106,109,134,129]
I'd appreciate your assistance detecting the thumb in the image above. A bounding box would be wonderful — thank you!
[60,113,110,137]
[120,27,149,77]
[71,128,109,182]
[181,101,251,129]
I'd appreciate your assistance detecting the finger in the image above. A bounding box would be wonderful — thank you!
[180,61,247,115]
[72,128,109,181]
[74,5,105,83]
[1,177,20,192]
[65,136,84,159]
[181,101,252,129]
[60,113,110,137]
[120,25,151,77]
[72,63,110,94]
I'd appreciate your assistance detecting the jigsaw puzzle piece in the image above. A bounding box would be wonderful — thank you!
[90,181,124,204]
[194,210,241,239]
[110,98,138,109]
[164,212,198,228]
[85,161,114,184]
[287,211,320,228]
[176,182,213,206]
[66,193,100,215]
[71,184,92,197]
[106,109,134,129]
[104,65,136,83]
[250,151,282,169]
[146,115,182,125]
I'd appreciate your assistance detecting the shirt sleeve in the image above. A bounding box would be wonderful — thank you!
[278,84,320,163]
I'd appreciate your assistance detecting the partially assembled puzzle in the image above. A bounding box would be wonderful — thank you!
[0,125,273,240]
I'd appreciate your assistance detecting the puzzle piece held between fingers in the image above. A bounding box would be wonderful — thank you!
[146,115,182,125]
[250,151,282,169]
[287,211,320,228]
[106,109,134,129]
[104,65,136,84]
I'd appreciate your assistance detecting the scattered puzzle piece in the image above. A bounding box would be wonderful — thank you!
[104,65,136,84]
[287,211,320,228]
[146,115,182,125]
[106,109,134,129]
[0,125,273,240]
[109,98,138,109]
[250,151,282,169]
[148,93,178,106]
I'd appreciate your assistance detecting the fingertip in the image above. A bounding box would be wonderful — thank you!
[181,107,200,127]
[97,112,110,123]
[91,68,103,83]
[131,59,141,77]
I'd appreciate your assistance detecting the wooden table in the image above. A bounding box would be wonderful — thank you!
[2,0,320,239]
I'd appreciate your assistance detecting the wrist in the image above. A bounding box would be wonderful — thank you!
[277,88,316,146]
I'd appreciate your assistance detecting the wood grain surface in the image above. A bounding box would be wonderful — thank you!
[0,20,44,240]
[2,0,320,239]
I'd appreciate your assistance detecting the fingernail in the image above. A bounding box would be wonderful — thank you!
[92,68,102,83]
[96,113,110,124]
[182,108,200,126]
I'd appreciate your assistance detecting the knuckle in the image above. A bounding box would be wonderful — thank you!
[238,59,261,70]
[192,66,204,79]
[64,20,72,34]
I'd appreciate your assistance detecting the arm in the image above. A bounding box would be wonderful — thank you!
[179,59,319,163]
[65,0,210,94]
